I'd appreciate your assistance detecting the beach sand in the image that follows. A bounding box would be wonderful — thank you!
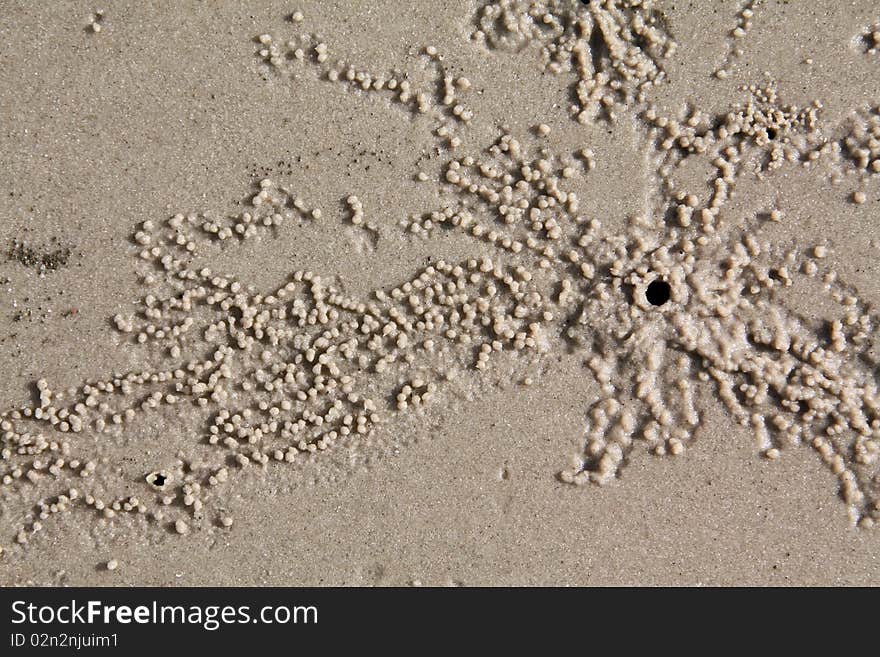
[0,1,878,585]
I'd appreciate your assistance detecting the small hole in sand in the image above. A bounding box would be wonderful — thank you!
[646,280,671,306]
[148,472,167,488]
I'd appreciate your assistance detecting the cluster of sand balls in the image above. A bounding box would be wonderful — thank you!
[645,84,824,195]
[473,0,676,122]
[838,105,880,179]
[3,6,880,557]
[557,205,879,526]
[0,156,558,546]
[394,81,878,526]
[644,88,880,211]
[636,84,828,242]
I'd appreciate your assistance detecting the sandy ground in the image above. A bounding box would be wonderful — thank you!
[0,1,878,585]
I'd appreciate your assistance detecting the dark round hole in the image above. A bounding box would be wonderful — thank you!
[766,127,777,140]
[646,280,671,306]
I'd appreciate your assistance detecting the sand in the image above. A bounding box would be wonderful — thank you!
[0,0,878,586]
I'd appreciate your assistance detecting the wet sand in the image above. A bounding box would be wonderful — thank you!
[0,1,878,586]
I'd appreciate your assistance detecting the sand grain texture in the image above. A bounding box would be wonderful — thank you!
[0,0,878,586]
